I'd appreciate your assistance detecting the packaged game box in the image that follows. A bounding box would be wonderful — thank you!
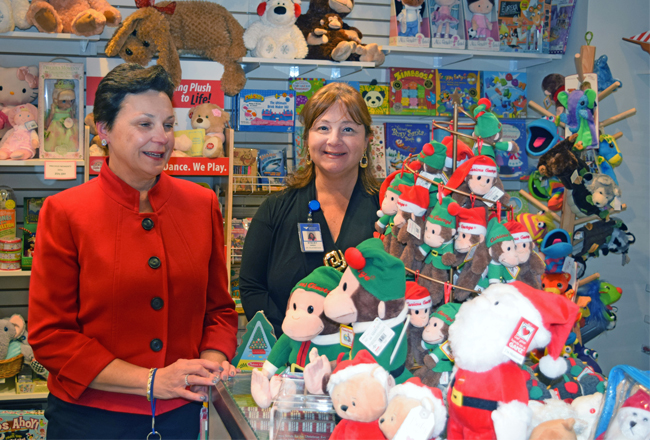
[389,0,431,47]
[430,0,467,49]
[360,83,389,115]
[0,410,47,439]
[385,123,430,173]
[482,71,527,118]
[237,89,295,132]
[369,124,387,179]
[389,68,437,116]
[435,69,480,116]
[290,78,326,115]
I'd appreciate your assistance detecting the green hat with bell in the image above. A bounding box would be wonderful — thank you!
[291,266,343,297]
[430,302,461,325]
[418,142,447,170]
[474,98,501,139]
[344,238,405,302]
[486,217,513,248]
[426,196,456,230]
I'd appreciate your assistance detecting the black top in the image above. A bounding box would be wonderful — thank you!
[239,176,380,337]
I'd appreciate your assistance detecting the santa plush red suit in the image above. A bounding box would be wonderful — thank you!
[330,419,385,440]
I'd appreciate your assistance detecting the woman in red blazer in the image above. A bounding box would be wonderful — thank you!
[28,64,239,439]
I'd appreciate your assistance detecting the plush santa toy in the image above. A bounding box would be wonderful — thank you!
[447,281,580,440]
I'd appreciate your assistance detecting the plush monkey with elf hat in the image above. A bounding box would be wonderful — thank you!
[376,170,408,235]
[303,238,412,395]
[410,141,448,207]
[505,220,545,289]
[486,217,522,285]
[380,172,415,255]
[404,281,433,371]
[472,97,520,161]
[441,135,474,175]
[395,183,430,269]
[444,154,510,211]
[251,266,348,408]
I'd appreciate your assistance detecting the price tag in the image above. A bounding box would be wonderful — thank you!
[407,219,421,239]
[44,161,76,180]
[393,405,436,440]
[340,325,354,349]
[571,170,581,184]
[612,197,622,211]
[359,318,395,357]
[502,317,539,364]
[464,243,478,262]
[440,340,454,361]
[506,265,520,280]
[416,175,432,189]
[25,120,37,130]
[481,187,505,207]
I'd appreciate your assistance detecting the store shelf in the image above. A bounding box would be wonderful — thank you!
[0,271,31,277]
[240,57,376,79]
[0,391,48,402]
[0,160,85,167]
[0,30,99,55]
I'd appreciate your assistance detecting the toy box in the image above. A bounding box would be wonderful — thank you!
[233,148,258,192]
[497,0,547,52]
[463,0,499,50]
[237,89,295,132]
[290,78,326,116]
[430,0,467,49]
[360,83,390,115]
[0,409,47,439]
[549,0,576,54]
[389,68,437,116]
[494,118,528,179]
[173,129,205,157]
[258,149,286,191]
[435,69,480,116]
[21,197,45,270]
[38,62,84,159]
[231,311,277,371]
[389,0,431,47]
[385,123,430,173]
[369,124,387,179]
[482,71,527,118]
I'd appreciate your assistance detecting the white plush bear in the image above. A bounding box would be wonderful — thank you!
[600,389,650,440]
[243,0,308,59]
[0,0,30,33]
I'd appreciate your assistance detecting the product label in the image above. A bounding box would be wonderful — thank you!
[502,317,538,364]
[407,219,422,239]
[482,187,505,207]
[393,405,436,440]
[359,318,395,356]
[340,325,354,349]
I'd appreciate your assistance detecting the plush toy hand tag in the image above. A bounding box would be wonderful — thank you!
[571,170,581,184]
[464,243,478,262]
[212,108,222,117]
[359,318,395,356]
[481,187,505,207]
[339,325,354,349]
[416,173,432,189]
[506,265,520,279]
[25,120,37,130]
[407,219,421,239]
[393,405,436,440]
[502,317,539,364]
[440,340,454,361]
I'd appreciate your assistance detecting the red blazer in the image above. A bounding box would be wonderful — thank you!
[28,163,238,415]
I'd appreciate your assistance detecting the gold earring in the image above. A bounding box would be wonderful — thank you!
[306,152,312,165]
[359,153,368,168]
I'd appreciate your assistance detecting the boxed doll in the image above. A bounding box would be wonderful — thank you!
[497,0,547,53]
[482,71,527,118]
[549,0,576,54]
[237,89,295,133]
[430,0,467,49]
[389,0,431,47]
[463,0,499,50]
[38,62,84,159]
[435,69,480,116]
[389,67,437,116]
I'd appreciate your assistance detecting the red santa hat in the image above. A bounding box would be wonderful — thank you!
[622,389,650,412]
[448,203,487,236]
[444,155,497,196]
[405,281,432,310]
[511,281,580,378]
[441,135,474,169]
[387,377,447,438]
[504,221,532,244]
[397,184,429,216]
[327,349,391,394]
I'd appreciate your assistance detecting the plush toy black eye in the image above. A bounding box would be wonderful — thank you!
[541,283,546,288]
[0,86,3,91]
[433,322,437,327]
[131,29,137,36]
[22,89,26,93]
[522,243,527,249]
[307,306,314,314]
[352,401,355,406]
[486,178,491,184]
[506,247,511,251]
[477,176,482,181]
[293,303,296,310]
[462,233,466,238]
[342,282,347,291]
[3,327,7,332]
[143,41,150,47]
[557,283,562,288]
[494,301,499,305]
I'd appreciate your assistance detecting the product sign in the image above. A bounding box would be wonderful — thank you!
[88,157,229,176]
[172,80,223,108]
[44,161,77,180]
[503,317,538,364]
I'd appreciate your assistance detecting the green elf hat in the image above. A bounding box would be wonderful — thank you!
[291,266,343,298]
[473,97,502,139]
[344,238,405,302]
[430,302,461,325]
[417,142,447,170]
[386,172,415,196]
[486,217,514,249]
[425,196,456,230]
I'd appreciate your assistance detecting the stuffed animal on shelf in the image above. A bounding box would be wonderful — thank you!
[444,154,510,209]
[376,171,403,235]
[558,89,598,150]
[472,97,520,161]
[417,197,457,305]
[541,73,566,115]
[516,211,555,245]
[0,65,38,141]
[411,141,448,207]
[537,137,589,190]
[105,0,247,96]
[0,104,39,160]
[598,133,622,167]
[572,218,620,263]
[26,0,121,36]
[188,103,230,158]
[569,173,622,219]
[593,55,622,92]
[485,218,521,285]
[378,376,447,440]
[0,0,30,33]
[601,220,635,265]
[529,418,578,440]
[542,272,573,297]
[327,349,394,440]
[404,281,432,371]
[243,0,308,59]
[415,302,460,388]
[446,282,580,440]
[8,314,48,378]
[572,393,604,440]
[250,266,346,408]
[526,116,564,157]
[504,220,545,289]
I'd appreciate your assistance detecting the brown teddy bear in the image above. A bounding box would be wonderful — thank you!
[105,0,247,96]
[188,103,230,158]
[26,0,121,36]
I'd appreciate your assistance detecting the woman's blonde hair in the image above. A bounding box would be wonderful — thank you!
[286,82,379,194]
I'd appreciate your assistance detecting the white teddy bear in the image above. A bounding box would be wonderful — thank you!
[243,0,308,59]
[0,0,30,33]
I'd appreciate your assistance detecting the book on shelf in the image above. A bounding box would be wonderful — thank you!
[385,122,430,173]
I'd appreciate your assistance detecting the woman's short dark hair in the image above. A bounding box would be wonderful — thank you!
[93,64,175,131]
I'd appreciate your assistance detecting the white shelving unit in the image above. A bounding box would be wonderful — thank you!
[0,160,85,167]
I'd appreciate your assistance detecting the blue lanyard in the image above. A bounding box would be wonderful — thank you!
[147,369,161,439]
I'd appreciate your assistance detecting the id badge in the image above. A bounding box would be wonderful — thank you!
[298,223,324,252]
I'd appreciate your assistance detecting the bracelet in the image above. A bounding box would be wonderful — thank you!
[146,368,156,402]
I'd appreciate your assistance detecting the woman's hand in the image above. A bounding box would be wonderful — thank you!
[153,358,225,402]
[200,349,240,382]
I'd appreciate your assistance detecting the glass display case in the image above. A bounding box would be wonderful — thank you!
[212,372,337,440]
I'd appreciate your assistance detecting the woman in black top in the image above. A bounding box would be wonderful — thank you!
[240,83,380,336]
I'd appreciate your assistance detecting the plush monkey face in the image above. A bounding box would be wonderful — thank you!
[382,191,400,217]
[489,240,519,268]
[515,241,532,264]
[408,307,430,328]
[422,316,446,344]
[467,174,495,196]
[324,268,360,324]
[455,232,484,253]
[423,223,456,249]
[331,372,390,422]
[282,289,327,341]
[379,396,421,440]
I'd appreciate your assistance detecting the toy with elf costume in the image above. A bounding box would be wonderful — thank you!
[404,281,433,371]
[486,218,522,285]
[472,97,520,161]
[444,154,510,210]
[410,141,448,208]
[504,220,545,289]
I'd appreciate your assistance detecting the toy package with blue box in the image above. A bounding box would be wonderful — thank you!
[258,149,286,191]
[435,69,480,117]
[495,118,528,179]
[482,71,527,118]
[237,89,295,132]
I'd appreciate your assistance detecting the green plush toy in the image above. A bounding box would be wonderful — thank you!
[472,97,520,160]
